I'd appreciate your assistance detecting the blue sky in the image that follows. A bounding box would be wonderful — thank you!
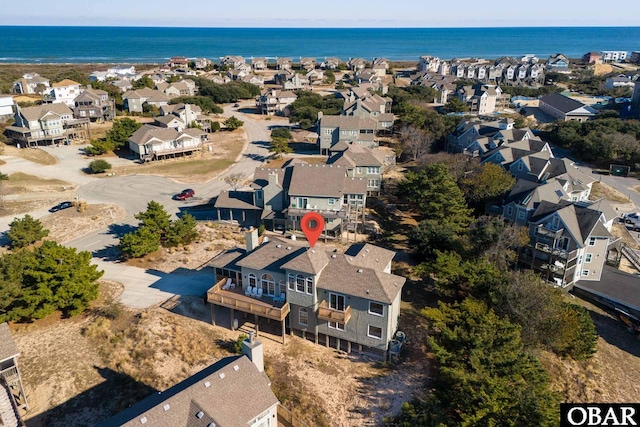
[2,0,639,27]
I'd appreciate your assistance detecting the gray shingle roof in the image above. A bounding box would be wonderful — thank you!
[540,92,586,114]
[327,145,382,168]
[289,164,352,197]
[214,191,261,210]
[317,253,404,304]
[129,125,179,146]
[100,356,278,427]
[0,323,19,363]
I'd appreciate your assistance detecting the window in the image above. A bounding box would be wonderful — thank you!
[328,198,335,206]
[578,255,583,264]
[368,325,383,340]
[299,308,308,326]
[517,210,526,220]
[368,179,380,188]
[585,254,593,263]
[356,167,363,174]
[288,273,295,290]
[517,162,523,171]
[306,277,313,295]
[324,128,332,135]
[261,274,275,297]
[248,274,257,287]
[296,274,305,293]
[369,302,384,316]
[557,237,569,251]
[255,190,262,201]
[506,206,513,216]
[329,293,346,311]
[328,322,345,331]
[367,166,380,174]
[582,270,589,276]
[589,237,596,246]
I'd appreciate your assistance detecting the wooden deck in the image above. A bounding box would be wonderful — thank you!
[207,279,290,322]
[317,300,352,324]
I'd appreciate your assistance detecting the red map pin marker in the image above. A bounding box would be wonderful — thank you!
[300,212,324,248]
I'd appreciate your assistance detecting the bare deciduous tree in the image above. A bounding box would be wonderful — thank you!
[399,125,434,164]
[224,173,244,191]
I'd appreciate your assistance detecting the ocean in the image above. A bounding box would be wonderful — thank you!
[0,26,639,64]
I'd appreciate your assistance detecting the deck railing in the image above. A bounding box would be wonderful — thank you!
[317,300,352,324]
[207,279,290,321]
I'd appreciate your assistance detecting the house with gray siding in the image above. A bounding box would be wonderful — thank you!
[328,145,383,195]
[519,200,615,287]
[207,230,405,358]
[213,161,367,236]
[317,115,377,155]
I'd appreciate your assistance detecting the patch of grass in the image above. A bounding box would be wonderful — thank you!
[3,172,71,194]
[265,356,332,427]
[591,181,630,203]
[1,144,58,165]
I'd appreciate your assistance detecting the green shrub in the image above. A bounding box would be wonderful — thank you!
[89,159,112,174]
[234,333,248,354]
[211,121,221,132]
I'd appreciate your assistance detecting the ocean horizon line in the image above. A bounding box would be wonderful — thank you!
[1,26,638,65]
[1,24,640,29]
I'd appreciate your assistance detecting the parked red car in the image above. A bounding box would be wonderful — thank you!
[175,189,195,200]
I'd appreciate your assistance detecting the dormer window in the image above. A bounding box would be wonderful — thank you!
[517,162,523,171]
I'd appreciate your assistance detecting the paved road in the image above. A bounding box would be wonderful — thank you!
[65,103,275,307]
[0,103,277,308]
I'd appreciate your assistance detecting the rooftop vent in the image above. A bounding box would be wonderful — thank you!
[366,289,370,294]
[208,424,216,427]
[163,404,170,411]
[233,365,240,371]
[365,249,370,252]
[311,249,315,253]
[276,244,282,248]
[362,254,366,257]
[357,269,363,273]
[204,381,211,388]
[140,417,148,425]
[286,246,291,250]
[349,257,353,261]
[219,373,225,379]
[196,411,204,419]
[331,254,337,258]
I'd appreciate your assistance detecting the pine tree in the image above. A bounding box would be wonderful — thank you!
[396,163,472,230]
[134,201,171,236]
[119,227,161,258]
[164,213,198,247]
[421,299,560,426]
[7,214,50,248]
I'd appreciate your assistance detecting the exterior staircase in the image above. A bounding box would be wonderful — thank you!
[0,380,21,427]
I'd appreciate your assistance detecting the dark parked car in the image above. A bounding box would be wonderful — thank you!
[175,189,195,200]
[49,201,73,213]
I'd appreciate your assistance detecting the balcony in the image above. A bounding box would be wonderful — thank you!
[207,279,290,321]
[317,300,352,324]
[535,225,564,239]
[287,207,347,219]
[534,242,577,260]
